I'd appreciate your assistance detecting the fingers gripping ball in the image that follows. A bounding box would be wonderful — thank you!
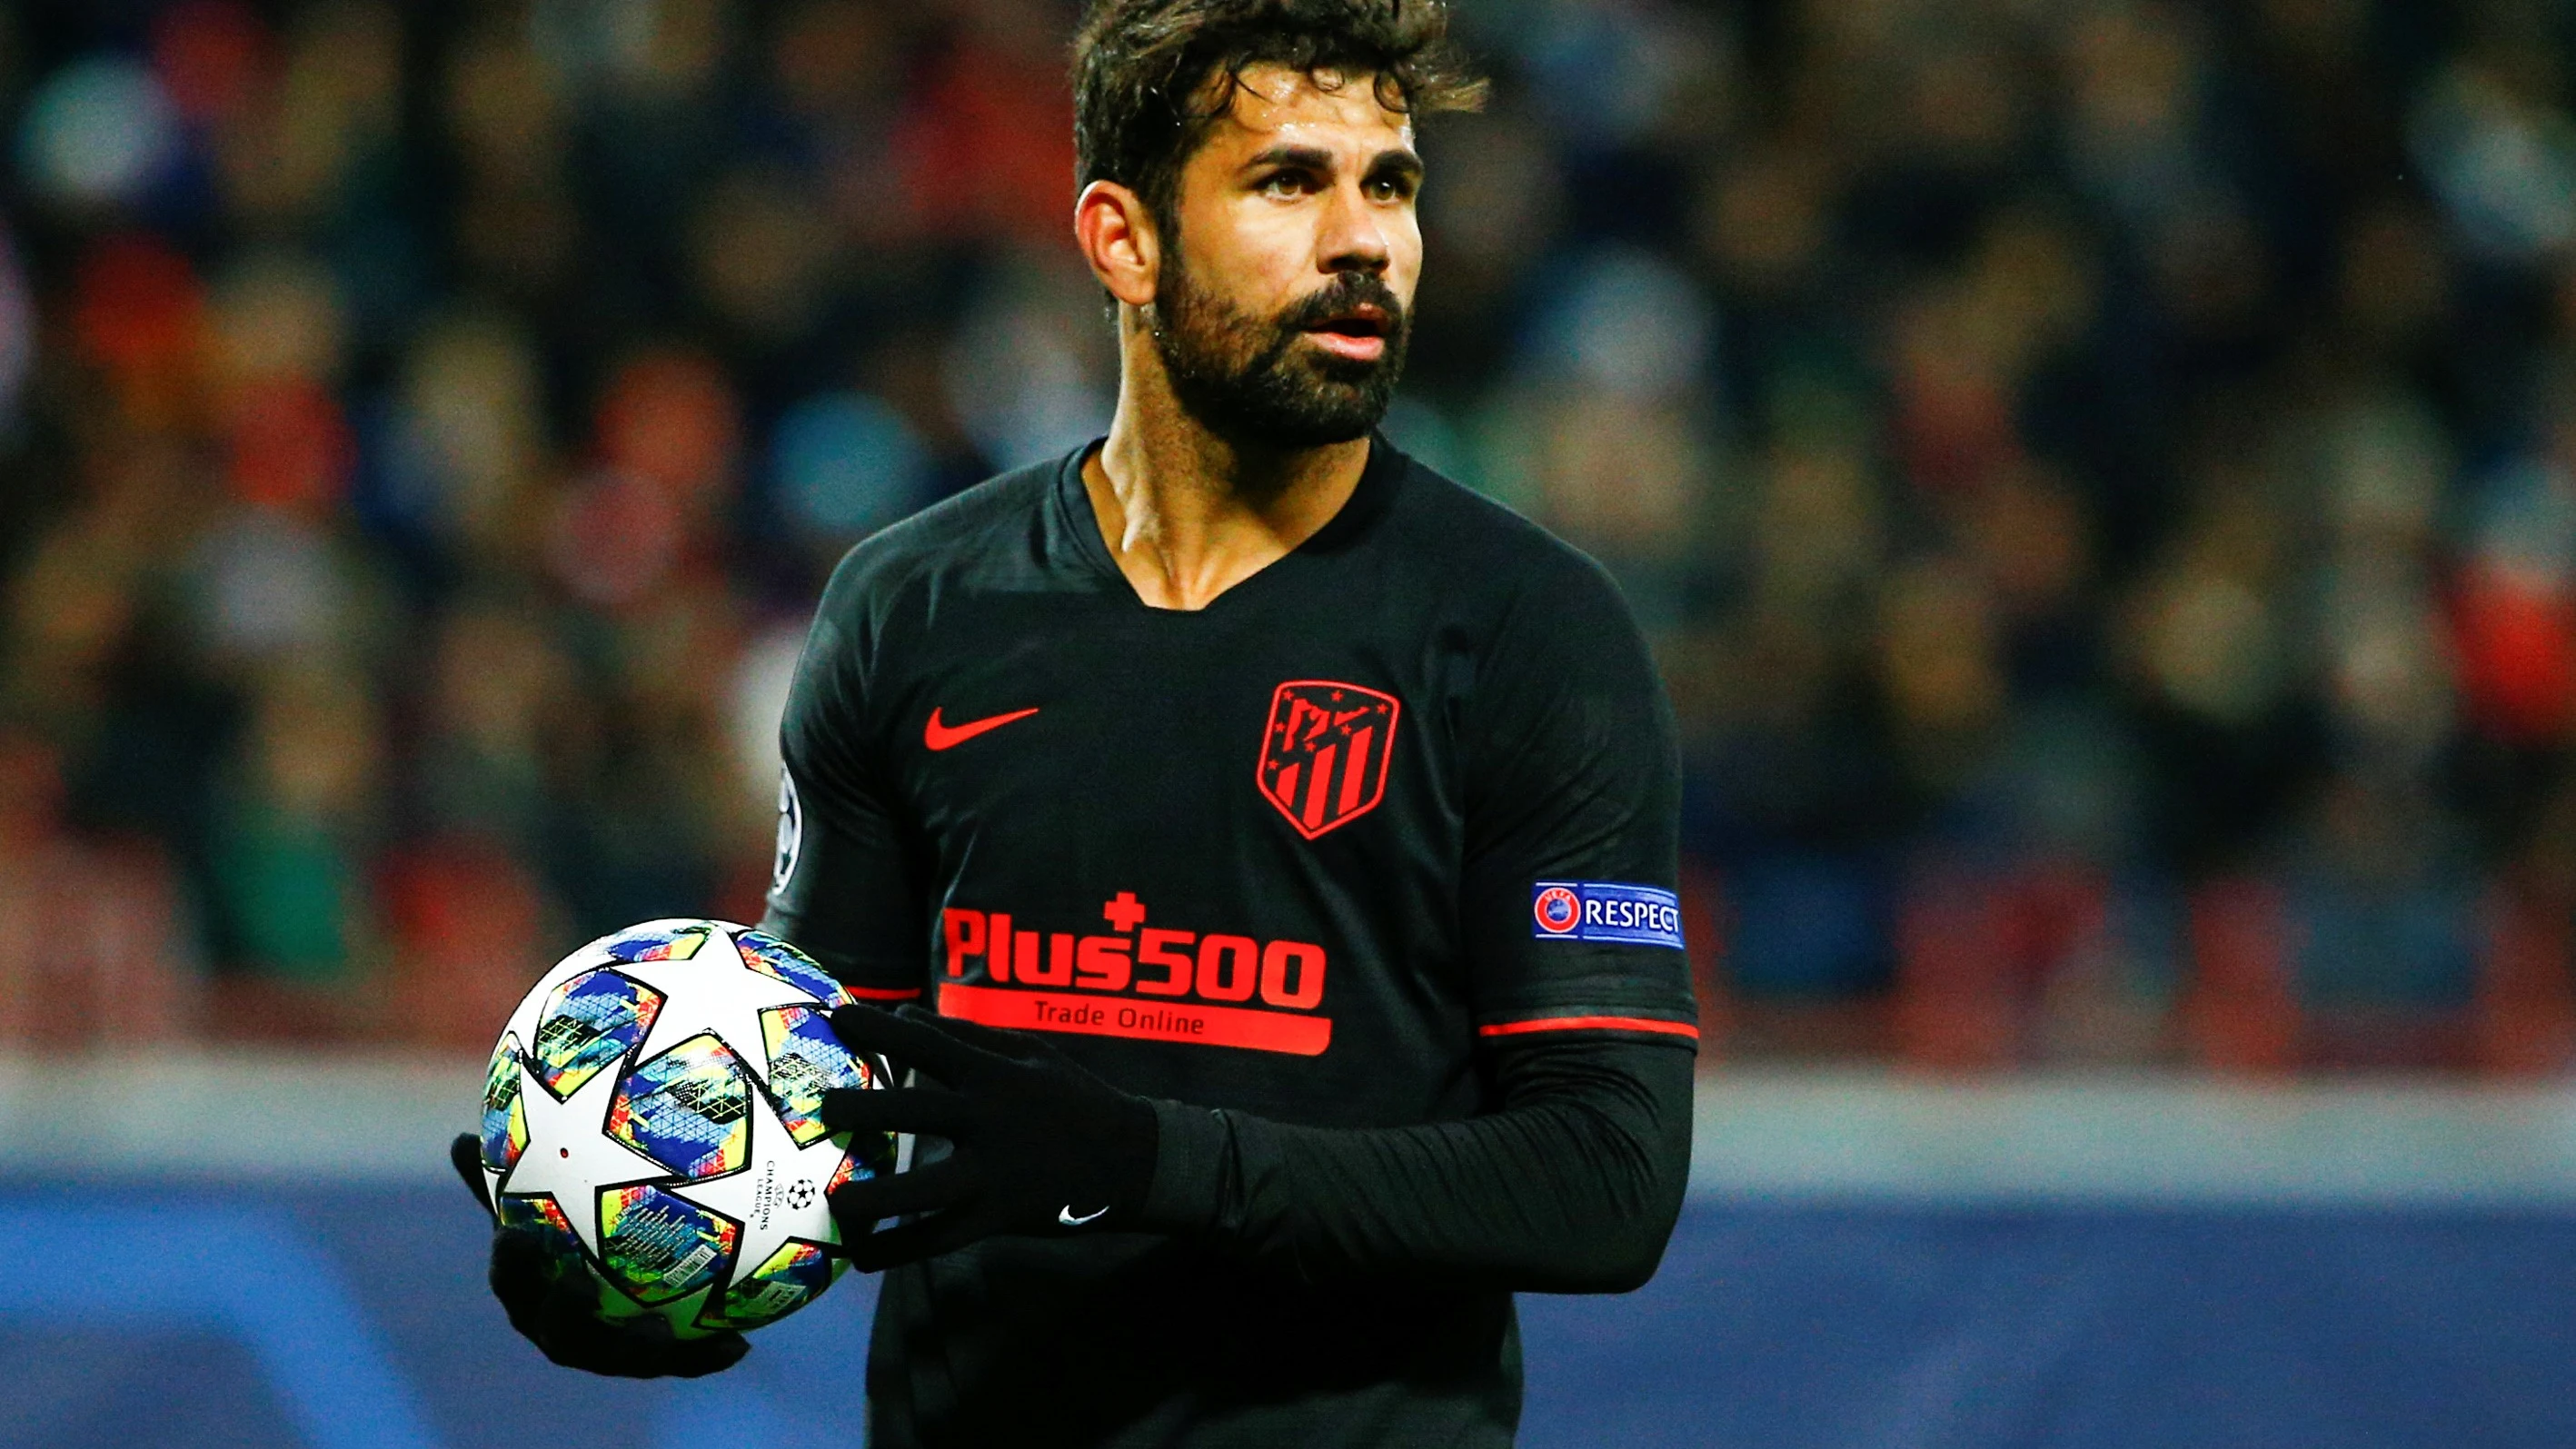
[473,920,896,1339]
[817,1004,1161,1274]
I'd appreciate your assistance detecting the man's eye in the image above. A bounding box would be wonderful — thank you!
[1367,174,1419,203]
[1261,173,1310,197]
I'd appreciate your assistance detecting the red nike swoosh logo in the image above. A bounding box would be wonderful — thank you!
[924,706,1040,751]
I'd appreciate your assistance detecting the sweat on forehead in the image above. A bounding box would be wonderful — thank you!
[1204,63,1416,141]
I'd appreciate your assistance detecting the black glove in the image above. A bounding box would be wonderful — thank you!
[819,1005,1159,1272]
[447,1133,749,1378]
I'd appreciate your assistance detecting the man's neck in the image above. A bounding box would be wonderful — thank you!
[1082,383,1371,613]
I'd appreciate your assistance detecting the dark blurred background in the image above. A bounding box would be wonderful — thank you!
[5,0,2576,1076]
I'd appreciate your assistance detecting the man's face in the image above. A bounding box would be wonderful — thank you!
[1149,63,1425,449]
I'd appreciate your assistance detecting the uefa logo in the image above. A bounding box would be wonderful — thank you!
[1533,886,1580,936]
[773,768,804,893]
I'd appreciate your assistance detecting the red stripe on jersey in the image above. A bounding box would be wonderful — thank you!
[1477,1015,1700,1039]
[847,986,924,1001]
[939,983,1332,1057]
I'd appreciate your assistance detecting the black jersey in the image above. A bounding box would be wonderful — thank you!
[763,438,1697,1448]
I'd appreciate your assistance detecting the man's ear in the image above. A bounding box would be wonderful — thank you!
[1076,181,1160,311]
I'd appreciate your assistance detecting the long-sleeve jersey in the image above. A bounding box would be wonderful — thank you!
[761,437,1699,1447]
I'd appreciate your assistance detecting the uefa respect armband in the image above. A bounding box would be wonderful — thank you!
[1529,882,1685,948]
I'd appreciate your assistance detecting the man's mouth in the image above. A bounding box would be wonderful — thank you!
[1301,306,1393,362]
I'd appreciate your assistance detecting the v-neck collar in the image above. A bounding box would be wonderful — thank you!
[1050,434,1407,615]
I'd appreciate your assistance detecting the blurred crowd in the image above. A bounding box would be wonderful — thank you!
[4,0,2576,1071]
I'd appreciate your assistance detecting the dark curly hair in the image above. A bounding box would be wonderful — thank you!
[1074,0,1487,233]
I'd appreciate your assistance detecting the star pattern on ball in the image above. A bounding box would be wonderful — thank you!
[666,1074,850,1281]
[612,929,821,1067]
[496,1055,669,1260]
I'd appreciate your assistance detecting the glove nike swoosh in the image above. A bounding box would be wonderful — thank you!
[1057,1205,1109,1227]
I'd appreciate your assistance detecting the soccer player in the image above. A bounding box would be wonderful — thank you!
[453,0,1699,1442]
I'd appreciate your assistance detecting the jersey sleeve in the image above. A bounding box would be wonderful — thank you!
[761,555,930,1002]
[1143,1031,1694,1291]
[1456,551,1698,1047]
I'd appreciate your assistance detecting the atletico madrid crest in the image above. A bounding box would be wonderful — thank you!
[1257,680,1400,839]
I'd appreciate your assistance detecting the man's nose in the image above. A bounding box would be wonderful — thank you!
[1319,183,1391,273]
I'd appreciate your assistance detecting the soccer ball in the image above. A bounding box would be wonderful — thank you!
[472,918,894,1338]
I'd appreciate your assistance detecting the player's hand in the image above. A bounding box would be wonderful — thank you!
[446,1133,750,1378]
[819,1005,1158,1271]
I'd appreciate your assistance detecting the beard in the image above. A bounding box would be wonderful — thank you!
[1148,252,1412,449]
